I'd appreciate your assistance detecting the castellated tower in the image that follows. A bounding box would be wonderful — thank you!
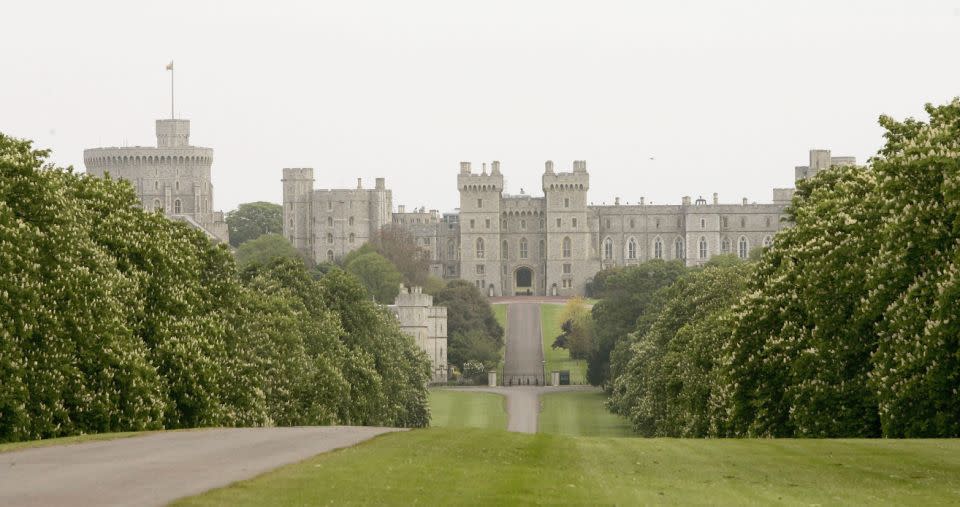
[84,118,229,243]
[543,160,597,296]
[282,168,314,256]
[458,161,504,296]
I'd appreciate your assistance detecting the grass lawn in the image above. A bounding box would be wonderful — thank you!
[539,390,634,437]
[0,431,148,454]
[429,389,507,430]
[540,303,588,384]
[175,428,960,506]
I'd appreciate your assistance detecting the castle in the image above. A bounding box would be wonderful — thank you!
[283,149,855,296]
[389,285,448,382]
[84,119,230,243]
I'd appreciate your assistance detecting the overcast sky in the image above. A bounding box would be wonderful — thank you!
[3,1,959,212]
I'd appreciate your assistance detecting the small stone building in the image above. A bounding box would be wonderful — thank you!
[389,285,448,383]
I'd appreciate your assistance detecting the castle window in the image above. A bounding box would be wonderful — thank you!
[476,238,485,258]
[477,198,483,209]
[485,219,490,229]
[700,218,705,229]
[721,237,730,254]
[630,219,635,229]
[154,181,159,190]
[328,217,333,227]
[655,218,661,229]
[327,250,334,262]
[766,216,771,227]
[349,216,354,226]
[154,199,162,212]
[572,218,578,228]
[521,219,526,229]
[502,240,508,259]
[677,217,682,227]
[654,237,663,259]
[424,237,431,246]
[327,201,332,210]
[476,264,485,275]
[740,217,746,228]
[722,216,728,228]
[763,235,772,247]
[556,218,561,228]
[503,264,508,275]
[447,240,456,259]
[738,236,748,259]
[563,263,571,274]
[174,199,181,214]
[349,233,355,243]
[606,219,611,229]
[604,238,613,260]
[175,181,179,191]
[520,238,528,258]
[628,238,637,260]
[564,197,570,208]
[327,233,333,244]
[470,219,475,229]
[539,240,545,259]
[540,219,544,230]
[562,237,571,258]
[675,238,684,260]
[699,237,707,259]
[502,219,507,228]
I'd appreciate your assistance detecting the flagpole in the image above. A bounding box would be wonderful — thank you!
[170,63,174,119]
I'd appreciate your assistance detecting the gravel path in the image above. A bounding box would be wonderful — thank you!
[0,426,401,507]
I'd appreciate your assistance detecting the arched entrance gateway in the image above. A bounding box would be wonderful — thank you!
[514,266,534,296]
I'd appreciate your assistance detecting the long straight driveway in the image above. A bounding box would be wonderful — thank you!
[503,302,545,386]
[0,426,399,507]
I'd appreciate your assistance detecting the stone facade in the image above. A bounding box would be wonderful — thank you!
[389,285,448,382]
[283,149,854,296]
[282,170,392,263]
[84,119,229,243]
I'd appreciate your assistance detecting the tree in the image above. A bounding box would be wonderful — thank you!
[433,280,504,369]
[587,261,687,386]
[551,297,594,360]
[345,251,403,303]
[371,225,432,286]
[235,233,304,268]
[226,201,283,247]
[448,329,501,372]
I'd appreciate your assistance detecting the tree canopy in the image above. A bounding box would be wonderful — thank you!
[235,233,304,268]
[345,251,403,303]
[226,201,283,247]
[432,279,504,370]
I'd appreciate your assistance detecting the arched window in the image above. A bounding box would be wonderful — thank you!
[603,237,613,260]
[327,250,334,262]
[738,236,748,259]
[174,199,182,214]
[654,237,663,259]
[476,237,485,258]
[763,235,772,247]
[327,217,333,227]
[520,238,528,259]
[699,237,708,259]
[721,237,730,254]
[447,239,456,259]
[154,199,162,212]
[349,216,354,226]
[675,238,684,260]
[539,239,545,259]
[627,238,637,260]
[349,233,355,243]
[175,181,180,191]
[502,240,508,259]
[562,237,571,258]
[327,233,334,244]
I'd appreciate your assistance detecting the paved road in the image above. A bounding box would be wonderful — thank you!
[503,303,545,386]
[0,426,401,507]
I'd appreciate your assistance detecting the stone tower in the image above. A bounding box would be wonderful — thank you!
[282,168,315,256]
[457,161,504,296]
[84,118,229,243]
[542,160,596,296]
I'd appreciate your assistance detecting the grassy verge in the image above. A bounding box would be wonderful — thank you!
[539,390,633,437]
[175,428,960,506]
[429,389,507,430]
[0,431,149,454]
[492,303,507,383]
[540,304,587,384]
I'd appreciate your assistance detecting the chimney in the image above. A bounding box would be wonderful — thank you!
[375,177,385,190]
[491,161,501,174]
[545,160,554,173]
[713,192,718,205]
[482,162,487,175]
[615,197,620,206]
[460,162,471,174]
[682,196,691,206]
[357,177,362,189]
[398,205,406,213]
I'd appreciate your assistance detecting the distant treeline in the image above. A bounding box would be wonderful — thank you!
[594,99,960,437]
[0,133,430,443]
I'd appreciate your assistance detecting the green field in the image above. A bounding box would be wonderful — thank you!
[429,389,507,430]
[176,428,960,506]
[539,390,634,437]
[540,304,588,384]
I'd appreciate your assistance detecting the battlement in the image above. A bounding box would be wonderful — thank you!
[542,161,590,191]
[156,119,191,148]
[457,161,504,192]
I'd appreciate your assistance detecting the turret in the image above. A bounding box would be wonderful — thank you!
[282,168,314,256]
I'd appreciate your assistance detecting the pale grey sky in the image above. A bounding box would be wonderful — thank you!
[3,0,959,212]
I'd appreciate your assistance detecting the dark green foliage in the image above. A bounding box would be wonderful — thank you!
[225,201,283,247]
[449,330,501,372]
[0,133,430,443]
[235,233,305,268]
[344,251,403,303]
[433,280,504,369]
[587,261,686,386]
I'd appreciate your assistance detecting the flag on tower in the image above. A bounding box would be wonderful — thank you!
[166,61,174,71]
